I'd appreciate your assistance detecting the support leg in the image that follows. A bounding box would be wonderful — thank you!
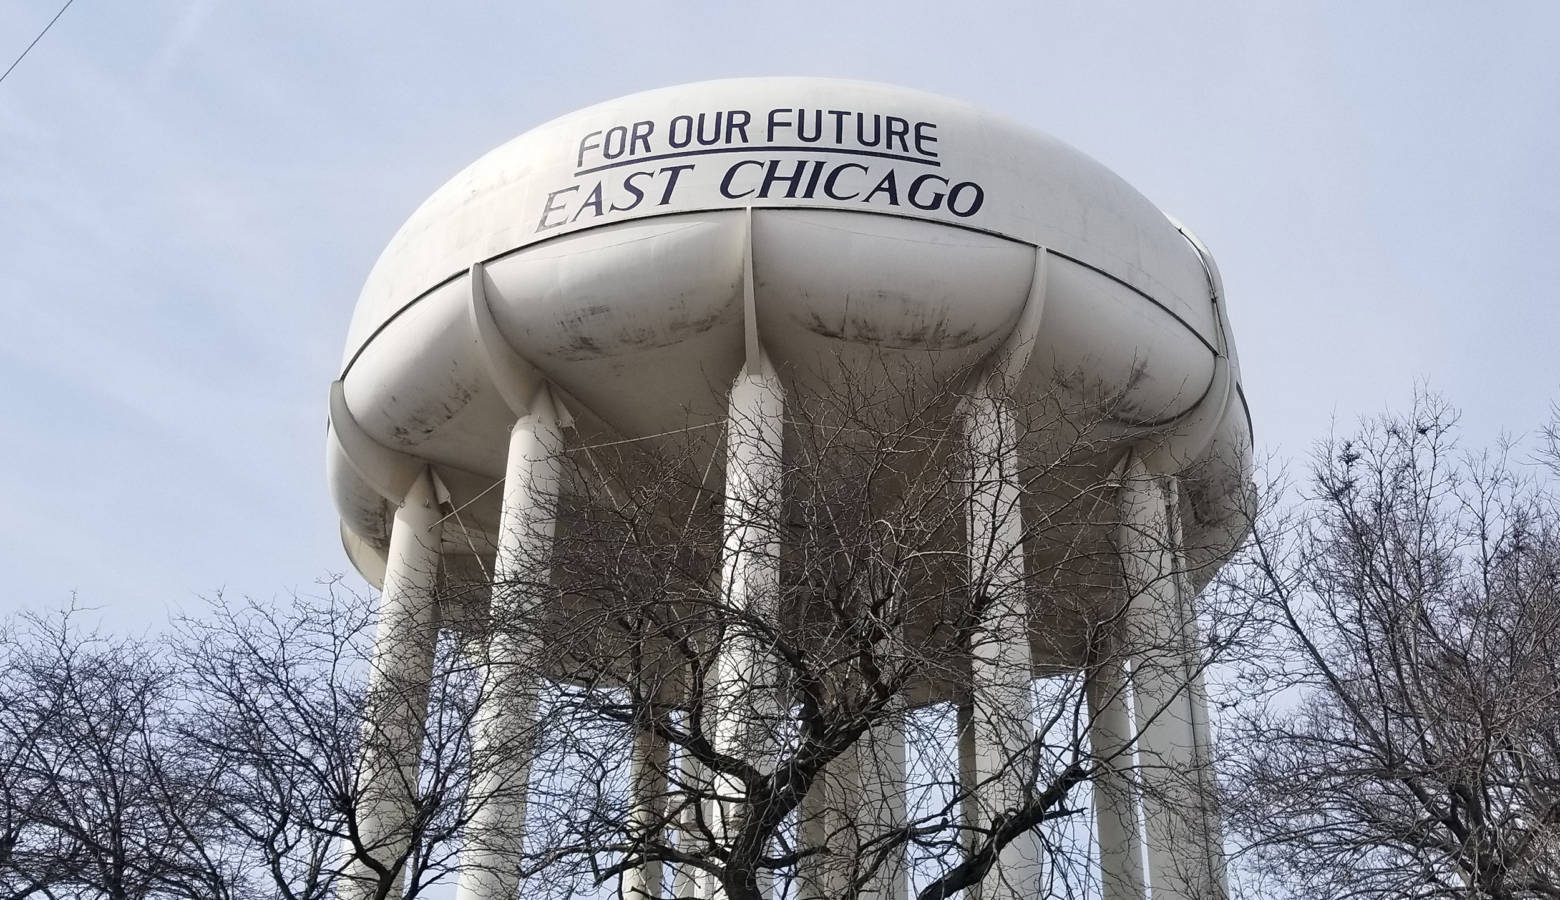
[956,702,982,900]
[624,725,671,900]
[455,398,562,900]
[674,751,712,900]
[796,772,833,900]
[1118,458,1224,900]
[341,469,445,900]
[707,363,786,900]
[1186,667,1229,899]
[964,390,1041,900]
[1086,659,1147,900]
[858,709,909,900]
[798,710,906,900]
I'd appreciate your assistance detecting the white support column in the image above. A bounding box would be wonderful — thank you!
[859,710,909,900]
[1086,659,1147,900]
[797,707,906,900]
[707,361,786,900]
[341,469,445,900]
[796,767,837,900]
[623,725,671,900]
[957,702,981,897]
[1118,456,1224,900]
[964,389,1041,900]
[1186,666,1229,899]
[675,752,712,900]
[454,395,563,900]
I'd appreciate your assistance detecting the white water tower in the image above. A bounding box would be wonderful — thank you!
[327,78,1251,900]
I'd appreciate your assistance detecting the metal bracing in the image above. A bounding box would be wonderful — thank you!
[453,390,563,900]
[340,468,445,900]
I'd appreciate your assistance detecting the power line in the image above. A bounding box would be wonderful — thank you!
[0,0,76,88]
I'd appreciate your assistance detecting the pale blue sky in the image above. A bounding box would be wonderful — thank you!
[2,1,1557,623]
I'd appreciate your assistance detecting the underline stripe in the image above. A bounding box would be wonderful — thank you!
[574,145,941,176]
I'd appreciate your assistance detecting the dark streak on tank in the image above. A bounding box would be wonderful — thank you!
[389,361,478,446]
[546,287,739,360]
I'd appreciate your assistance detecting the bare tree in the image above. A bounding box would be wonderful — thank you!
[0,591,522,900]
[173,583,499,900]
[0,605,236,900]
[1220,396,1560,899]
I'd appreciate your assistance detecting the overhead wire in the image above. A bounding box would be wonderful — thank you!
[0,0,76,88]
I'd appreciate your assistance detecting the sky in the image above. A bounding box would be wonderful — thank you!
[1,0,1557,626]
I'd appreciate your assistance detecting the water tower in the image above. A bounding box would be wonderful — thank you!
[327,78,1251,900]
